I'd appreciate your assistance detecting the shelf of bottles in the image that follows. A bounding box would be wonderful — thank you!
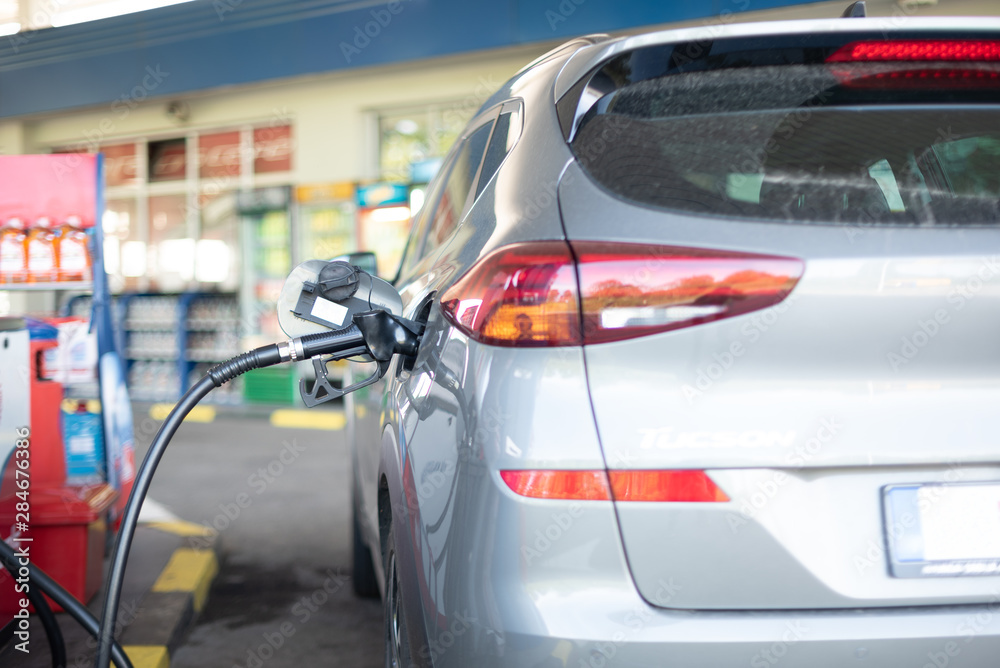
[183,294,242,404]
[66,291,245,403]
[113,293,241,404]
[0,215,94,286]
[123,295,182,402]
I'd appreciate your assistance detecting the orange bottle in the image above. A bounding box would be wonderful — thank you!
[26,217,57,283]
[0,217,27,283]
[56,215,92,282]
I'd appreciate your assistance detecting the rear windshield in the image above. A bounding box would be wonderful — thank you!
[570,61,1000,226]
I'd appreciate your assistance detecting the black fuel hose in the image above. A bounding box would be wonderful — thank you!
[94,318,419,668]
[0,538,134,667]
[0,540,65,667]
[94,344,281,668]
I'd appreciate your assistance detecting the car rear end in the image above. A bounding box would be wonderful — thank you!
[436,16,1000,667]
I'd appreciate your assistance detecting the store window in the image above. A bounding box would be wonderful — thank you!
[197,191,238,284]
[102,143,140,187]
[378,102,477,182]
[103,198,137,281]
[55,122,293,293]
[199,131,241,179]
[254,125,292,173]
[148,194,191,289]
[148,138,186,182]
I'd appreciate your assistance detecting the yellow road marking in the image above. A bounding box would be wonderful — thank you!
[270,409,346,431]
[147,521,216,538]
[123,645,169,668]
[149,404,216,423]
[152,549,219,612]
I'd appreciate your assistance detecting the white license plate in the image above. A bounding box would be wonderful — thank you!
[883,483,1000,578]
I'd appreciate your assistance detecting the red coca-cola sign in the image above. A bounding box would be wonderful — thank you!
[254,125,292,174]
[199,131,241,179]
[101,143,139,187]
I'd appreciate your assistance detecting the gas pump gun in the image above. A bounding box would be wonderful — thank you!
[1,259,422,668]
[276,259,421,406]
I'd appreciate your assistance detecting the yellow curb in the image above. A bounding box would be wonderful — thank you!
[152,548,219,613]
[270,409,346,431]
[123,645,169,668]
[150,403,216,423]
[147,520,217,538]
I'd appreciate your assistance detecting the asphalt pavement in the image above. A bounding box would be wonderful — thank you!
[2,406,383,668]
[141,407,383,668]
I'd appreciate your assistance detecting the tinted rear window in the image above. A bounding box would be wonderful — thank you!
[570,61,1000,225]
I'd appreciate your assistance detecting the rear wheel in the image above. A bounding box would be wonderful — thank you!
[383,523,414,668]
[352,495,380,598]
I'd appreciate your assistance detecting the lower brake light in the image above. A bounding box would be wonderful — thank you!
[500,469,729,502]
[500,470,611,500]
[608,470,729,502]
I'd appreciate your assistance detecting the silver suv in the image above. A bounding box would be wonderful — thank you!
[348,12,1000,667]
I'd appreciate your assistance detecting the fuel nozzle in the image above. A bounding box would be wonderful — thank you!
[281,310,421,407]
[273,258,421,407]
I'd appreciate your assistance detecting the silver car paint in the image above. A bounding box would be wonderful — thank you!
[560,157,1000,610]
[347,17,1000,666]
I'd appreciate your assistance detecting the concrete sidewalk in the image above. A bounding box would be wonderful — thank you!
[1,520,221,668]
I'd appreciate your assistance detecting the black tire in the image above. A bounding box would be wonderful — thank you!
[383,522,414,668]
[352,495,380,599]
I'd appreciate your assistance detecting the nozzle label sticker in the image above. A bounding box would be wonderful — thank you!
[311,296,349,328]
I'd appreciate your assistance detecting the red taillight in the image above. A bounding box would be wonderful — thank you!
[500,469,729,502]
[440,241,581,347]
[500,470,611,500]
[573,242,803,344]
[440,241,803,347]
[608,470,729,502]
[827,40,1000,63]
